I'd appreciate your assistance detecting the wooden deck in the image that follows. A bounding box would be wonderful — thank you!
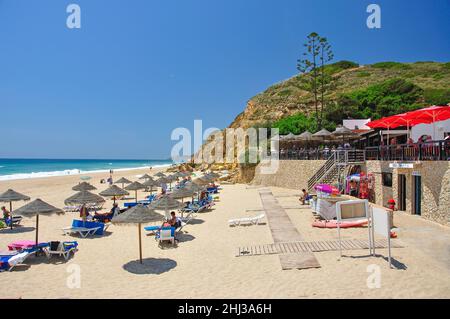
[258,188,321,270]
[236,238,403,257]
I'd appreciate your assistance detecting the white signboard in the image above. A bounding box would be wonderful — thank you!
[336,200,371,257]
[336,200,369,221]
[389,162,414,169]
[371,206,393,268]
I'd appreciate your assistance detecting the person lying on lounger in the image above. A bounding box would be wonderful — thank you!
[94,203,120,222]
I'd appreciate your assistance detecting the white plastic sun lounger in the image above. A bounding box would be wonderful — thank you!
[62,226,101,238]
[46,242,78,261]
[228,213,265,226]
[1,252,30,272]
[158,229,175,246]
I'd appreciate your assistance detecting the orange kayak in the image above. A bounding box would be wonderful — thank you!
[312,219,368,228]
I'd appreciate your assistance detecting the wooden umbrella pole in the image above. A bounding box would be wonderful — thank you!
[138,223,142,264]
[35,214,39,255]
[135,190,138,203]
[9,202,13,230]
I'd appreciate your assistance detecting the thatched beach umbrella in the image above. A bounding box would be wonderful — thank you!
[65,191,106,221]
[297,131,314,144]
[142,179,159,194]
[313,128,333,146]
[0,189,30,230]
[13,199,63,251]
[112,205,164,264]
[139,174,153,181]
[193,176,213,186]
[170,187,195,203]
[99,185,129,204]
[185,182,205,193]
[313,128,332,138]
[281,132,296,141]
[115,177,131,189]
[332,126,358,143]
[72,182,97,192]
[65,191,106,206]
[150,195,183,219]
[154,172,166,178]
[156,176,171,186]
[125,181,146,203]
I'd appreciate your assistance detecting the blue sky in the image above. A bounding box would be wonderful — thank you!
[0,0,449,159]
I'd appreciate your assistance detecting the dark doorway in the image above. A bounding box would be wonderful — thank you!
[413,175,422,215]
[398,174,407,211]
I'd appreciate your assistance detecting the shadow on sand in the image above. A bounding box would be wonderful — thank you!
[343,254,407,270]
[122,258,177,275]
[0,226,35,234]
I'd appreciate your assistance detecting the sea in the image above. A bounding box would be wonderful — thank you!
[0,159,173,181]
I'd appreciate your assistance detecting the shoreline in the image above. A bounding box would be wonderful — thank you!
[0,163,173,182]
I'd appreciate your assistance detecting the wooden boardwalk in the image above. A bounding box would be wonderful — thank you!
[236,238,403,257]
[258,188,321,270]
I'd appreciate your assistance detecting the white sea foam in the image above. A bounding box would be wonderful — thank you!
[0,164,172,181]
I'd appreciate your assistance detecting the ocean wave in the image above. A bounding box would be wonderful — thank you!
[0,164,172,181]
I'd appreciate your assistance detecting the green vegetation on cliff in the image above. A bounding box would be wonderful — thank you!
[229,61,450,132]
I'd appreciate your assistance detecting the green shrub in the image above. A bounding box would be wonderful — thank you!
[371,62,411,70]
[423,89,450,105]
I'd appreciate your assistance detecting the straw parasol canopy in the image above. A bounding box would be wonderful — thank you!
[313,128,332,138]
[185,182,205,193]
[142,179,159,194]
[154,172,166,178]
[72,182,97,191]
[313,128,333,144]
[99,185,129,204]
[156,176,171,185]
[331,125,359,143]
[150,195,183,218]
[281,132,296,141]
[125,181,146,203]
[13,199,64,250]
[139,174,153,181]
[112,205,164,264]
[298,131,314,141]
[193,176,212,186]
[65,191,106,206]
[115,177,132,189]
[169,187,195,203]
[142,179,159,187]
[0,189,31,230]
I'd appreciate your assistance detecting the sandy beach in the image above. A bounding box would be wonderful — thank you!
[0,169,449,299]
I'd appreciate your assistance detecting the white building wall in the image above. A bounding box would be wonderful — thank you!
[411,119,450,141]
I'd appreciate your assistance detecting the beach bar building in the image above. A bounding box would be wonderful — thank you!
[251,106,450,226]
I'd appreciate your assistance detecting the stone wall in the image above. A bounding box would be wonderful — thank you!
[251,159,449,226]
[251,160,326,190]
[366,160,450,227]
